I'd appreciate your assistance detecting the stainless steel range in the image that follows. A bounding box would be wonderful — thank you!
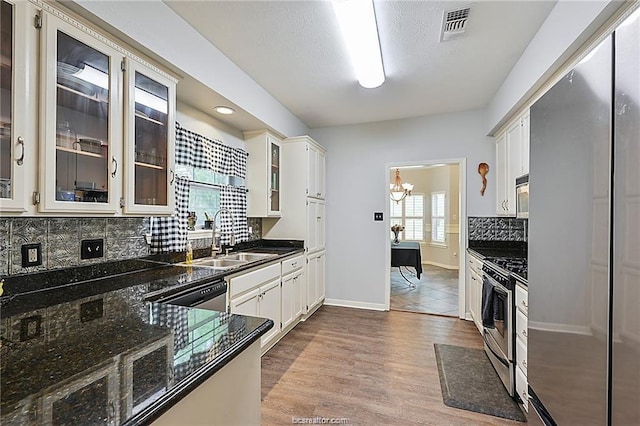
[481,257,527,397]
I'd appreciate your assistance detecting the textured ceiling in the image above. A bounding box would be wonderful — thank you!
[165,0,557,129]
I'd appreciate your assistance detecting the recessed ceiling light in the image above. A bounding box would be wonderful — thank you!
[214,106,235,115]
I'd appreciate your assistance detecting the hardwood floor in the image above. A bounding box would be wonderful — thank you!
[261,306,521,425]
[391,266,459,316]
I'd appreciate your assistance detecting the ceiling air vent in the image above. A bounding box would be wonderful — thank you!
[440,7,470,42]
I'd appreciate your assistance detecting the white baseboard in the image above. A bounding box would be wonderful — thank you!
[422,260,460,270]
[529,320,593,336]
[323,298,387,311]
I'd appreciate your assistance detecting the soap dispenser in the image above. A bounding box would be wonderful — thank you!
[186,241,193,264]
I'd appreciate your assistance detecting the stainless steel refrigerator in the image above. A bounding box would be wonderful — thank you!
[528,8,640,426]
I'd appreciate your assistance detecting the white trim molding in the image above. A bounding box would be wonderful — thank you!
[324,299,387,312]
[422,260,459,270]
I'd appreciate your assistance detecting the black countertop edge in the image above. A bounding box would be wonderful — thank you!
[466,246,527,260]
[145,248,305,302]
[1,244,305,300]
[124,318,274,426]
[513,273,528,286]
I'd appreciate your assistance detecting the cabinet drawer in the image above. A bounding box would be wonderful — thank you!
[516,335,528,376]
[515,365,529,412]
[468,253,483,274]
[515,284,528,315]
[282,254,304,276]
[516,309,528,343]
[230,263,281,298]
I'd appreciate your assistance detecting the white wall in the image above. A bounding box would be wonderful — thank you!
[176,102,245,150]
[488,0,623,134]
[72,0,309,138]
[394,166,460,269]
[310,109,494,306]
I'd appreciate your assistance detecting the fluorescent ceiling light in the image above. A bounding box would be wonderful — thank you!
[135,88,168,114]
[73,64,108,90]
[214,106,235,115]
[73,64,167,113]
[332,0,385,89]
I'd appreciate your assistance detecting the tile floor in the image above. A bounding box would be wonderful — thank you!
[390,264,459,316]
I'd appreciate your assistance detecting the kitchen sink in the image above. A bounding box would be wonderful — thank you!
[223,252,276,262]
[178,251,277,270]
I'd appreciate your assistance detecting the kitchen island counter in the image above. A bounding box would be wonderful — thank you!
[0,241,303,425]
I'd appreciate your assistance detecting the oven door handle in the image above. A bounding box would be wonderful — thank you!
[482,331,510,367]
[493,285,508,297]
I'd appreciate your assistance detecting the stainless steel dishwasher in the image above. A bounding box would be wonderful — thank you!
[157,279,227,311]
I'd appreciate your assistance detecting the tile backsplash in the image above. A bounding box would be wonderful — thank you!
[468,216,527,241]
[0,218,149,277]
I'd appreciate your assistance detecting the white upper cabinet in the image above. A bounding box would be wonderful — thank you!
[245,130,282,217]
[1,2,177,216]
[306,143,326,199]
[40,12,124,213]
[123,58,175,215]
[0,0,35,213]
[495,109,530,216]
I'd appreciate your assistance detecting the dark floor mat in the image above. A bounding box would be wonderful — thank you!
[434,343,527,422]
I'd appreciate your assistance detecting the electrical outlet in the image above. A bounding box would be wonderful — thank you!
[80,299,104,322]
[81,239,104,259]
[20,315,42,341]
[21,243,42,267]
[374,212,383,221]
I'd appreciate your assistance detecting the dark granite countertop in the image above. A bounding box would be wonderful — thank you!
[0,241,303,425]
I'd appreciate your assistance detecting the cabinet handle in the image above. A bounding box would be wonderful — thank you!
[292,261,297,267]
[16,136,25,166]
[521,300,528,309]
[471,276,476,281]
[170,169,175,185]
[522,329,528,338]
[111,156,118,178]
[505,200,509,210]
[523,360,527,368]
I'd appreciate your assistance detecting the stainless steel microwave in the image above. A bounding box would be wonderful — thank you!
[515,174,529,219]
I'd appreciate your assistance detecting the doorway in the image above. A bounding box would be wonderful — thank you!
[385,160,466,317]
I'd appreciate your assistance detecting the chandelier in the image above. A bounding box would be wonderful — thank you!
[390,168,413,203]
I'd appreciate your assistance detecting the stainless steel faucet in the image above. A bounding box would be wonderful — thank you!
[211,207,236,255]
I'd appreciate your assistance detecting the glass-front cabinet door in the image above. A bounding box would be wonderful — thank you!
[123,58,175,215]
[40,13,123,213]
[0,0,31,212]
[269,139,280,214]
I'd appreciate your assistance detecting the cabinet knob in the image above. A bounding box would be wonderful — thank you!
[522,329,528,338]
[16,136,25,166]
[523,360,527,368]
[170,169,175,185]
[521,300,528,309]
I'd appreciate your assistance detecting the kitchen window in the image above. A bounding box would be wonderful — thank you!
[431,191,446,245]
[390,194,424,241]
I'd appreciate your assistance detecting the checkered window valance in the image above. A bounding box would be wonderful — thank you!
[150,124,249,253]
[175,122,248,178]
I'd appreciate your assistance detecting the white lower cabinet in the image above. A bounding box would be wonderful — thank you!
[306,251,325,314]
[229,279,281,350]
[281,258,304,331]
[466,251,484,333]
[229,254,310,354]
[515,282,529,412]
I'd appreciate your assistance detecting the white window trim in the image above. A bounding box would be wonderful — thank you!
[390,193,425,242]
[431,191,447,247]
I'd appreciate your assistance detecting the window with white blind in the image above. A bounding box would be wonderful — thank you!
[431,191,446,244]
[390,194,424,241]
